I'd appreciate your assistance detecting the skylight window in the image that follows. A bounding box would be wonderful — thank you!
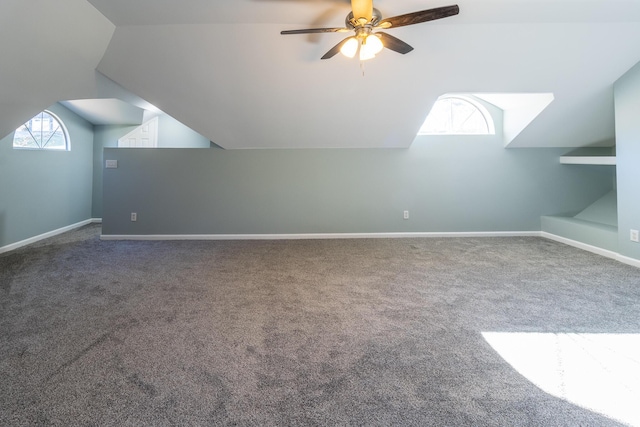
[419,96,494,135]
[13,110,69,150]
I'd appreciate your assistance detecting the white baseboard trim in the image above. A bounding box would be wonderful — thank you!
[100,231,541,241]
[616,254,640,269]
[540,232,619,260]
[101,230,639,269]
[6,224,639,268]
[0,219,96,255]
[541,232,640,269]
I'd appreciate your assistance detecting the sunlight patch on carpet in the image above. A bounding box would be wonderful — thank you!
[482,332,640,426]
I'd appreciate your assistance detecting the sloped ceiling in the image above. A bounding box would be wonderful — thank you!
[0,0,114,140]
[3,1,640,149]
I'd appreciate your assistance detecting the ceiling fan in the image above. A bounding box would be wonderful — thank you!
[281,0,459,61]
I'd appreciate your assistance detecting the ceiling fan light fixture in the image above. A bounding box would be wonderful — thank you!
[340,37,359,58]
[359,34,382,60]
[281,4,460,61]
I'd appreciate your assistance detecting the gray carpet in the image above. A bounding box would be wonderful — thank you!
[1,224,639,426]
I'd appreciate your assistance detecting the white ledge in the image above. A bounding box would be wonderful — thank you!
[560,156,616,165]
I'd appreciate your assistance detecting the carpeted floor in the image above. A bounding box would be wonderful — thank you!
[1,224,639,426]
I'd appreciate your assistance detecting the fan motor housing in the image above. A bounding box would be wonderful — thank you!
[346,8,382,29]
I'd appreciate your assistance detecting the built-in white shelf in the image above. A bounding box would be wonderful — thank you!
[560,156,616,165]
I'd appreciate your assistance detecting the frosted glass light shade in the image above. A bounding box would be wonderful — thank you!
[340,37,359,58]
[365,34,383,54]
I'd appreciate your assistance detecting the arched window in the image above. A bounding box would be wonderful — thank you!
[13,110,70,150]
[419,96,494,135]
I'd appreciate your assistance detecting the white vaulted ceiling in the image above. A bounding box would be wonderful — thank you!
[3,0,640,149]
[0,0,114,138]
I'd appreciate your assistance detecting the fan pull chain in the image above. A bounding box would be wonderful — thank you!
[360,60,365,77]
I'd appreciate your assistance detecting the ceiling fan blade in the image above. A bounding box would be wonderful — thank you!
[281,27,349,35]
[351,0,373,22]
[377,32,413,55]
[377,5,459,29]
[321,37,352,60]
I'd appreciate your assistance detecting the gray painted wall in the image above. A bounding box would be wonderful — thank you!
[92,114,210,218]
[92,124,137,218]
[614,60,640,261]
[102,136,614,236]
[0,103,94,247]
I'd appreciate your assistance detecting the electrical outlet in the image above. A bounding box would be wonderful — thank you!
[403,210,409,220]
[631,229,639,243]
[105,159,118,169]
[131,212,137,222]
